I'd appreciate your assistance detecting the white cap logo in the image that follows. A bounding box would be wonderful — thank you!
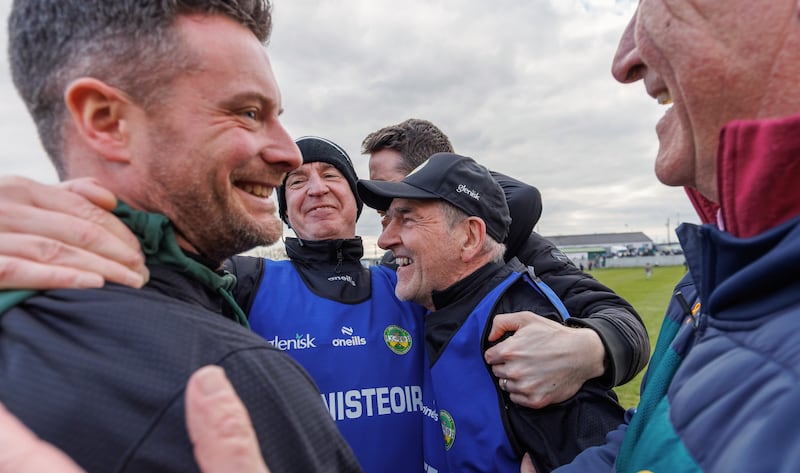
[456,184,480,201]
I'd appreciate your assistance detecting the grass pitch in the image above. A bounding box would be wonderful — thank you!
[589,265,687,408]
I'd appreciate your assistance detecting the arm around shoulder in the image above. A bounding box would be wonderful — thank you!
[517,232,650,386]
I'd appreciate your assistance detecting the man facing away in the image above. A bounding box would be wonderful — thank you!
[358,153,625,473]
[0,1,360,472]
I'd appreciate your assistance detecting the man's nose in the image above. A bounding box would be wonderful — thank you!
[611,11,644,84]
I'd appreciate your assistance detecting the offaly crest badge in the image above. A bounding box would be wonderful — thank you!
[383,325,412,355]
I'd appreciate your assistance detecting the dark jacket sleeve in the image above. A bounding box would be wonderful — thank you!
[128,346,363,473]
[516,232,650,387]
[218,347,363,472]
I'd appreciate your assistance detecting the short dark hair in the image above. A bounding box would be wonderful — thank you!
[361,118,454,176]
[8,0,272,178]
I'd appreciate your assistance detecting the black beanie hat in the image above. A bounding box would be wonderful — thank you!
[277,136,363,225]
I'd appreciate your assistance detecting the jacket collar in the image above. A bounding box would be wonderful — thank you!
[112,202,249,328]
[430,260,507,312]
[687,112,800,238]
[284,237,364,266]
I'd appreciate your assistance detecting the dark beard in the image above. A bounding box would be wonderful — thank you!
[198,208,278,262]
[145,165,282,263]
[164,186,281,263]
[143,121,284,263]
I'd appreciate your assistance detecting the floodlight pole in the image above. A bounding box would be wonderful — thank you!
[666,218,671,245]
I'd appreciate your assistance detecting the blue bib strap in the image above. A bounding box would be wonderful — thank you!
[525,266,570,321]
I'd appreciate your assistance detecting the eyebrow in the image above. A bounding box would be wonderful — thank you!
[387,205,414,217]
[286,167,309,178]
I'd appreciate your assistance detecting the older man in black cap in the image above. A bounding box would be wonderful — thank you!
[358,153,625,473]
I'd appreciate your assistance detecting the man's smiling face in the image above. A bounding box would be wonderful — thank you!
[284,161,358,240]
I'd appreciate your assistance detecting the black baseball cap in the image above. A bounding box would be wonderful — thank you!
[357,153,511,242]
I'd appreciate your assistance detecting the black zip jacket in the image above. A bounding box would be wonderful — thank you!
[227,237,372,312]
[0,264,362,473]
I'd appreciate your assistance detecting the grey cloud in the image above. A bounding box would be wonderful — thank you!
[0,0,699,244]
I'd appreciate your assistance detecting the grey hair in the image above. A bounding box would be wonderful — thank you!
[8,0,272,178]
[438,201,506,263]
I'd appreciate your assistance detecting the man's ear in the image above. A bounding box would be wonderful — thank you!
[460,217,487,262]
[64,78,135,164]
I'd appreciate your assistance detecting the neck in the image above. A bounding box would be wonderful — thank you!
[112,201,249,327]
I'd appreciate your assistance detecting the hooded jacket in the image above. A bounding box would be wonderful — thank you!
[494,171,649,388]
[382,171,649,388]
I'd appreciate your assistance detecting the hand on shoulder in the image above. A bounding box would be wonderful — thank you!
[0,176,147,290]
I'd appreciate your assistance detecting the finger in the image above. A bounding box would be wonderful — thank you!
[0,256,103,289]
[486,311,532,342]
[59,178,118,211]
[0,403,86,472]
[0,234,146,289]
[490,363,509,381]
[499,377,512,393]
[0,176,146,279]
[186,366,270,473]
[520,453,537,473]
[0,202,147,284]
[486,312,558,364]
[486,312,533,365]
[59,179,142,253]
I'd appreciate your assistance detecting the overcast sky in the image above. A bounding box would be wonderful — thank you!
[0,0,698,245]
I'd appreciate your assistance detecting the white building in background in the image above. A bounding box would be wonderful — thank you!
[543,232,655,264]
[240,240,288,260]
[543,232,687,269]
[241,235,384,265]
[240,231,683,269]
